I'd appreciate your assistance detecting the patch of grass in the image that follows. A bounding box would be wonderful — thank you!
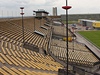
[62,20,78,24]
[78,31,100,49]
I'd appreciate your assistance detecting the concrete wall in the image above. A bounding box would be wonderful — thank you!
[61,14,100,21]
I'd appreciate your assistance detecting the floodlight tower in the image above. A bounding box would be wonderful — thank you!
[20,7,25,44]
[62,0,72,75]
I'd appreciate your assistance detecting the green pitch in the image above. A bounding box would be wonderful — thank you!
[78,31,100,49]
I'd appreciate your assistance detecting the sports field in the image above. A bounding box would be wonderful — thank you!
[78,31,100,49]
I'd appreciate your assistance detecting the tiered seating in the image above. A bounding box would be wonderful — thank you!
[9,18,50,35]
[50,39,99,67]
[0,21,49,50]
[0,17,76,75]
[0,66,57,75]
[0,40,63,75]
[51,39,89,51]
[1,17,99,74]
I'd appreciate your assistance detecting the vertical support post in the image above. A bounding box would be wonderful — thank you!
[40,18,41,26]
[20,7,24,44]
[66,0,69,74]
[62,2,72,75]
[22,14,24,44]
[34,17,35,31]
[33,11,36,31]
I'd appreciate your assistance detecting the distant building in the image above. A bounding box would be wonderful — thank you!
[34,9,49,17]
[53,7,57,16]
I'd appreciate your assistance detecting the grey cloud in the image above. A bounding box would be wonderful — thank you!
[0,0,100,16]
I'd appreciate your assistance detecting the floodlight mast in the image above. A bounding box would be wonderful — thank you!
[20,7,24,44]
[62,0,72,75]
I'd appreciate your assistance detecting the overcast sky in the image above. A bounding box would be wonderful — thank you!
[0,0,100,17]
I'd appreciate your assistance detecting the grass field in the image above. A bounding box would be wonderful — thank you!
[78,31,100,49]
[62,20,78,24]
